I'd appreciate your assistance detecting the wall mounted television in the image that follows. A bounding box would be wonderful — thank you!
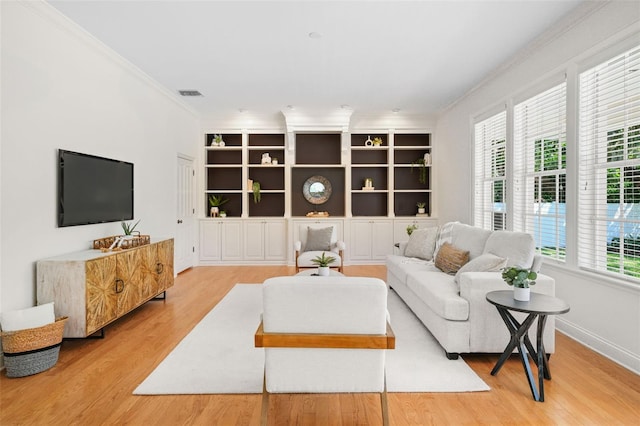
[58,149,134,227]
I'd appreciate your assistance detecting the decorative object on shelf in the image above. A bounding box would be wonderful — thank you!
[373,137,383,146]
[311,252,337,276]
[424,152,432,165]
[303,175,332,205]
[121,219,141,238]
[417,202,426,215]
[501,266,537,301]
[261,153,272,164]
[363,177,374,191]
[411,157,429,184]
[210,134,224,147]
[247,178,253,188]
[272,158,278,165]
[219,211,227,218]
[306,211,330,217]
[365,135,373,147]
[209,194,229,217]
[252,181,261,203]
[406,224,418,235]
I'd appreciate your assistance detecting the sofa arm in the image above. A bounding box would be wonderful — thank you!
[459,272,556,353]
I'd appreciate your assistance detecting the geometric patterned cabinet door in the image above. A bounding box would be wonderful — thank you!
[140,245,161,300]
[37,238,174,338]
[86,256,117,336]
[115,248,144,317]
[157,239,174,292]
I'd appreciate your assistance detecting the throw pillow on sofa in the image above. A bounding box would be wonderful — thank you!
[454,253,507,284]
[434,242,469,274]
[404,227,439,260]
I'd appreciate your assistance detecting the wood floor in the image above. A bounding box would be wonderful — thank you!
[1,265,638,425]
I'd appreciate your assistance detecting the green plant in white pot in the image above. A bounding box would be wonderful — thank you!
[311,252,336,276]
[501,266,537,301]
[121,219,140,239]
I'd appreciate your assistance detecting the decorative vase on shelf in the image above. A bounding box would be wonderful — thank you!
[210,206,219,217]
[418,208,426,214]
[365,136,373,147]
[513,287,530,302]
[318,266,330,277]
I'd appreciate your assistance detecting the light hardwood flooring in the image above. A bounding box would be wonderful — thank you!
[1,265,638,425]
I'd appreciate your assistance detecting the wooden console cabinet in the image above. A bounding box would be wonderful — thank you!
[37,238,174,338]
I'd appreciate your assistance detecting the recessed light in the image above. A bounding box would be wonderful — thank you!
[178,90,203,97]
[308,32,322,39]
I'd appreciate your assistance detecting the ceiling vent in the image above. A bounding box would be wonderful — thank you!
[178,90,203,97]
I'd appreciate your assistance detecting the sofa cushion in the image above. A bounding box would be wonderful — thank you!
[386,254,434,284]
[483,231,535,268]
[404,227,439,260]
[406,271,469,321]
[435,243,469,274]
[450,223,492,260]
[304,226,333,251]
[454,253,507,284]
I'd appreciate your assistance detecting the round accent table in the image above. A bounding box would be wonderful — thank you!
[295,269,345,277]
[486,290,570,402]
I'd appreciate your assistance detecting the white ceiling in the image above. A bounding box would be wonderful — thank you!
[48,0,584,120]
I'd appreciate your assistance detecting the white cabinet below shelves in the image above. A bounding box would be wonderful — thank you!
[199,219,243,262]
[243,219,287,262]
[349,219,394,262]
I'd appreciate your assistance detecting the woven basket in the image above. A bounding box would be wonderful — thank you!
[1,317,67,378]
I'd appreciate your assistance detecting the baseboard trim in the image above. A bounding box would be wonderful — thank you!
[556,318,640,375]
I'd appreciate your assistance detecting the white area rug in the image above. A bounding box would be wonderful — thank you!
[134,284,489,395]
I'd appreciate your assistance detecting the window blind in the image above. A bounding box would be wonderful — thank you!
[474,111,507,231]
[514,82,567,261]
[579,45,640,281]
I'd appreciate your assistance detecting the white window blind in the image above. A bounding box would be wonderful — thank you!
[474,111,507,231]
[579,45,640,281]
[514,82,567,261]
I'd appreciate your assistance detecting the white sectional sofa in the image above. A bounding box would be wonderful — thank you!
[386,222,555,359]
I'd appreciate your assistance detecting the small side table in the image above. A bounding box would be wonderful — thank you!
[295,269,345,277]
[486,290,569,402]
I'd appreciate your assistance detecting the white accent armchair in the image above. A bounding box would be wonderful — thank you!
[255,276,395,426]
[294,224,345,272]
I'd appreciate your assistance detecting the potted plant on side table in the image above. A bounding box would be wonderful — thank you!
[311,252,336,277]
[501,266,537,301]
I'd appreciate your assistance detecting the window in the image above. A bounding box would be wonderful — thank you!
[579,45,640,280]
[514,82,567,261]
[474,111,507,231]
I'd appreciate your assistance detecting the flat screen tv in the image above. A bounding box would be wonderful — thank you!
[58,149,134,227]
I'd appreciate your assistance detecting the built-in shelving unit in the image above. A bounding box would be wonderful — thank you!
[392,133,432,217]
[247,133,286,217]
[200,128,435,265]
[205,133,243,217]
[291,133,345,217]
[350,133,389,217]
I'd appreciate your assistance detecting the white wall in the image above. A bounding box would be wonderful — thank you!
[0,2,200,312]
[436,1,640,373]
